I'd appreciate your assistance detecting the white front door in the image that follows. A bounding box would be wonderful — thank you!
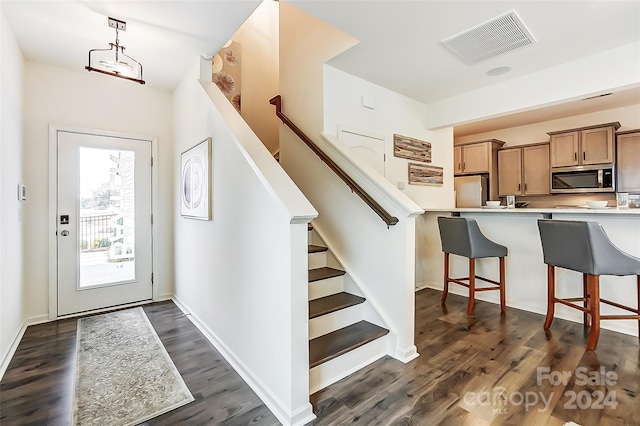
[56,130,153,316]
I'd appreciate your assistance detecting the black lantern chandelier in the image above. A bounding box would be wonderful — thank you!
[86,17,145,85]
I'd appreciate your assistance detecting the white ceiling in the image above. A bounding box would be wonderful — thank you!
[1,1,261,90]
[2,1,639,131]
[290,1,640,104]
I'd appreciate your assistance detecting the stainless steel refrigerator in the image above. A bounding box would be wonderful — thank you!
[454,175,488,207]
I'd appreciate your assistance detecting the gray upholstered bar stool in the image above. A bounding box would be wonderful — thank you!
[537,219,640,351]
[437,217,508,315]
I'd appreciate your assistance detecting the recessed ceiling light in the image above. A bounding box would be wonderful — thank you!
[486,65,512,76]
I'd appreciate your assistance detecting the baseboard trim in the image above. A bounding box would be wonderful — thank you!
[156,293,173,301]
[0,314,49,380]
[171,295,316,426]
[394,345,420,363]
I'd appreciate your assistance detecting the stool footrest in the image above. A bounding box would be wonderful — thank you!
[555,298,590,313]
[600,314,640,320]
[563,297,587,302]
[448,277,501,292]
[554,297,639,315]
[600,298,639,314]
[450,276,501,286]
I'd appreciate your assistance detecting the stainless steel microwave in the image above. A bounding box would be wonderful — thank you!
[551,164,615,193]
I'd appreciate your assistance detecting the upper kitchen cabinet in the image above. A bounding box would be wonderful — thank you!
[498,143,550,196]
[454,139,505,200]
[548,122,620,167]
[454,146,462,174]
[454,139,505,175]
[616,129,640,193]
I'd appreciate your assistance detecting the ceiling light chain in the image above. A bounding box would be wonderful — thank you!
[85,17,145,85]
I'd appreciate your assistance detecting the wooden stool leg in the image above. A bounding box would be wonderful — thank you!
[587,274,601,351]
[467,258,476,315]
[442,253,450,304]
[583,274,591,327]
[544,265,555,329]
[499,257,506,313]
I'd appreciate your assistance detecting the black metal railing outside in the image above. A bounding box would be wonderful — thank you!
[80,214,116,251]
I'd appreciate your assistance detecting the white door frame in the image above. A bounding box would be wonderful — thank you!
[48,124,160,319]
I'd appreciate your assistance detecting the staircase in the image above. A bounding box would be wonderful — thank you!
[307,224,389,394]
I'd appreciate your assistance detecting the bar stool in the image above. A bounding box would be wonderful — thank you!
[437,217,508,315]
[537,219,640,350]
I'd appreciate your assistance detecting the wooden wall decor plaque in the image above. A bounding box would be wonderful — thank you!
[408,163,443,186]
[394,134,432,163]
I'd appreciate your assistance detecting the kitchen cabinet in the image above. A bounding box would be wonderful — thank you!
[454,139,504,175]
[498,143,550,196]
[548,122,619,167]
[616,129,640,193]
[454,139,505,200]
[454,146,462,174]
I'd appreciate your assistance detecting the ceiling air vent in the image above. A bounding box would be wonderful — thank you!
[441,10,536,64]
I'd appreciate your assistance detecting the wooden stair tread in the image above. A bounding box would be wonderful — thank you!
[308,245,328,253]
[309,292,365,319]
[309,321,389,368]
[308,267,345,282]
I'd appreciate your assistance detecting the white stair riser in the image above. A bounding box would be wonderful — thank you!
[309,337,387,395]
[309,304,363,340]
[308,231,324,247]
[308,251,327,269]
[309,276,344,300]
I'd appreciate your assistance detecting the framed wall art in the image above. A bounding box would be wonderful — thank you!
[181,138,212,220]
[393,134,432,163]
[408,163,443,186]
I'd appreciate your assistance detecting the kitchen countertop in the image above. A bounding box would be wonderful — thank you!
[425,207,640,215]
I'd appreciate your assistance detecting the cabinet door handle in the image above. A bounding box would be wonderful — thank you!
[574,152,577,161]
[518,183,521,191]
[583,152,586,161]
[458,163,461,171]
[463,162,466,171]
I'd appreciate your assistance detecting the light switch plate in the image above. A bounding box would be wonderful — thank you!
[17,184,26,201]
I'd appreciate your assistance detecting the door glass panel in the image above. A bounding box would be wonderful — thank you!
[79,147,135,288]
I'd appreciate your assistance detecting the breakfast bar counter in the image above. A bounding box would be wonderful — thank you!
[427,206,640,215]
[417,207,640,337]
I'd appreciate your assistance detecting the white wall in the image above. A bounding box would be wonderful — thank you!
[234,0,280,155]
[172,61,316,426]
[323,65,455,209]
[455,103,640,146]
[322,65,456,291]
[0,10,25,373]
[23,62,174,319]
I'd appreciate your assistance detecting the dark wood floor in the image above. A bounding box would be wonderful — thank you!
[1,289,638,425]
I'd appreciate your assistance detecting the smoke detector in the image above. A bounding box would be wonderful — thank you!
[441,10,536,64]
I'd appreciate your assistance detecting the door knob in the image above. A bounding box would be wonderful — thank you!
[61,230,69,236]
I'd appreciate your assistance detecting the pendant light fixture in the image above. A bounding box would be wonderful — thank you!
[86,17,145,85]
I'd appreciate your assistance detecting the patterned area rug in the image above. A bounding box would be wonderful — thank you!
[73,307,194,426]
